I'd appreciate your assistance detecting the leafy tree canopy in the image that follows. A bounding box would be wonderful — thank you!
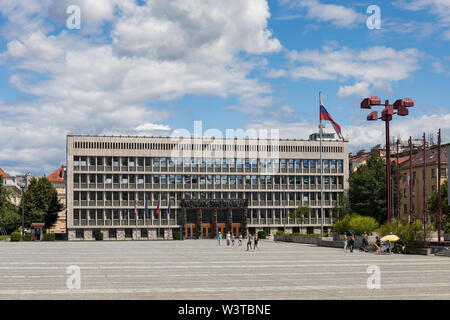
[23,177,62,229]
[0,177,21,233]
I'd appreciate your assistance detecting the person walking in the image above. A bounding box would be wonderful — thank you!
[238,234,243,246]
[348,231,355,253]
[246,233,252,251]
[218,231,222,246]
[232,234,235,246]
[226,232,231,246]
[254,234,261,251]
[343,232,348,252]
[362,231,369,253]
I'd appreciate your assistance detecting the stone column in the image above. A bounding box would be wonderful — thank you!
[181,208,186,240]
[243,208,248,236]
[227,208,232,234]
[211,209,217,238]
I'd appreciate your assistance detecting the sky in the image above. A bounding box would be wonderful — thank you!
[0,0,449,176]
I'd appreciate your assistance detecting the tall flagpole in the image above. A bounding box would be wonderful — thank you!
[319,91,324,235]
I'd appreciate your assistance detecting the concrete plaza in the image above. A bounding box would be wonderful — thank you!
[0,239,449,300]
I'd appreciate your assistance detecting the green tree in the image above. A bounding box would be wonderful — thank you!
[23,177,62,228]
[427,179,449,226]
[289,206,311,231]
[0,177,21,233]
[349,153,400,223]
[334,192,351,220]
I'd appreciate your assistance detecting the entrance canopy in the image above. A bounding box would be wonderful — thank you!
[179,199,248,239]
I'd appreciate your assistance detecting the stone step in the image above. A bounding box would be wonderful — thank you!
[434,248,450,257]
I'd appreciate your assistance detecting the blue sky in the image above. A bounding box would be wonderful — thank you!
[0,0,449,176]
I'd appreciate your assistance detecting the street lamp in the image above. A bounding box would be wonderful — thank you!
[361,96,414,222]
[18,173,30,238]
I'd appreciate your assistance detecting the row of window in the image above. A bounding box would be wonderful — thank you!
[73,191,340,201]
[73,174,344,185]
[73,141,344,153]
[73,156,344,169]
[73,208,335,219]
[401,168,447,182]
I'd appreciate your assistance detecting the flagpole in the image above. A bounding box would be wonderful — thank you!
[319,91,324,236]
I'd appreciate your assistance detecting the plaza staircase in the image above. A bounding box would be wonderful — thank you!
[434,247,450,257]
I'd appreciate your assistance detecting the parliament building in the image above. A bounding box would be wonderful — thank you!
[66,133,348,240]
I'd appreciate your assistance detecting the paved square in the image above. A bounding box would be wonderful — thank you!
[0,240,449,300]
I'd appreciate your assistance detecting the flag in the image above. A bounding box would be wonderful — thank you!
[168,200,171,218]
[144,197,148,218]
[320,104,344,141]
[156,201,159,218]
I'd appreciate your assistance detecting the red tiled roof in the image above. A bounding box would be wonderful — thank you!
[399,145,448,170]
[47,167,65,182]
[0,168,10,178]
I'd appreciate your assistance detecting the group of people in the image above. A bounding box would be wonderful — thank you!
[217,231,260,251]
[343,231,404,254]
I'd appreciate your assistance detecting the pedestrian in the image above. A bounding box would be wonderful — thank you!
[254,234,260,251]
[226,232,231,246]
[349,231,355,253]
[362,231,369,253]
[232,234,235,246]
[218,231,222,246]
[246,233,252,251]
[343,232,348,252]
[238,234,243,246]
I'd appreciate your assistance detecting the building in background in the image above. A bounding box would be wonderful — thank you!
[399,142,449,222]
[46,166,66,234]
[0,169,33,207]
[66,133,349,240]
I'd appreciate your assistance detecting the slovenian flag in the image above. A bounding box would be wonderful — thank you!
[155,201,159,218]
[320,104,344,141]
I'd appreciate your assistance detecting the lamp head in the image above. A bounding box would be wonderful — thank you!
[360,96,381,109]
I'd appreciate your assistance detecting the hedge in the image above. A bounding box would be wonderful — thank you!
[172,231,181,240]
[94,232,103,241]
[23,233,32,241]
[10,232,21,242]
[257,231,266,239]
[43,233,56,241]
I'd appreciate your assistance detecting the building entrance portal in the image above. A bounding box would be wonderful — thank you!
[180,200,248,239]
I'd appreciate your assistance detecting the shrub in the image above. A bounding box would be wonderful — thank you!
[332,213,358,234]
[444,222,450,233]
[275,230,286,235]
[348,216,379,236]
[43,233,55,241]
[94,232,103,241]
[10,232,21,242]
[23,232,32,241]
[257,231,266,239]
[172,231,181,240]
[378,219,431,250]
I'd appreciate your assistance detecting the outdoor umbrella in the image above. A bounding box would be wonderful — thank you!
[380,234,400,242]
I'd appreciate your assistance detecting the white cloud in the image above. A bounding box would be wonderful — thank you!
[288,43,421,97]
[135,123,171,131]
[281,0,364,27]
[0,0,281,175]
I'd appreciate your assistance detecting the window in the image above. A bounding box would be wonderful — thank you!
[432,168,436,178]
[440,168,447,178]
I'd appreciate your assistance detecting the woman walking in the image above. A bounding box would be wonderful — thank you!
[246,233,252,251]
[226,232,231,246]
[218,231,222,246]
[254,234,260,251]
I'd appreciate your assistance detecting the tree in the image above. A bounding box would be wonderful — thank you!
[0,177,21,233]
[348,153,400,223]
[427,179,449,227]
[289,206,311,232]
[23,177,62,229]
[334,192,351,220]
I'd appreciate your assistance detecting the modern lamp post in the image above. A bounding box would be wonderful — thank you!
[361,96,414,222]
